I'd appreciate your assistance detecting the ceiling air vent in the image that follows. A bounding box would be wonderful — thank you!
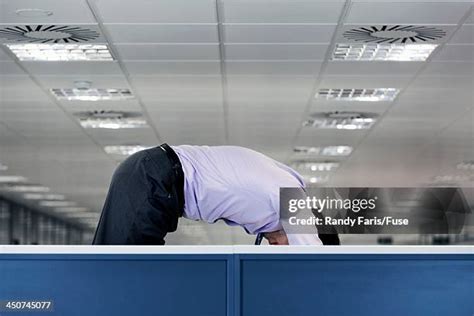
[303,111,378,130]
[75,111,148,129]
[0,25,100,43]
[343,25,446,44]
[333,25,446,61]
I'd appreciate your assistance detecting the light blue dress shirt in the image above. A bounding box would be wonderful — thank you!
[172,145,322,245]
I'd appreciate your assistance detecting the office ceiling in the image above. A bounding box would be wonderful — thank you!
[0,0,472,244]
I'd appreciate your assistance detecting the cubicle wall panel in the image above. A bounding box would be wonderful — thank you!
[0,254,229,316]
[239,254,474,316]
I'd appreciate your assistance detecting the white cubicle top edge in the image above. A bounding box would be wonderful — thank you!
[0,245,472,254]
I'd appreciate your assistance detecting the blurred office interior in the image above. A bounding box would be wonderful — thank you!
[0,0,473,245]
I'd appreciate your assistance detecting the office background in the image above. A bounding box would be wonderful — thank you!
[0,0,473,245]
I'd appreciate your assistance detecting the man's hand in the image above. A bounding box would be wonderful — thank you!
[263,230,289,245]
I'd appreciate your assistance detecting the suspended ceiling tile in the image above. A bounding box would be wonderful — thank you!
[154,123,226,145]
[296,128,366,147]
[0,61,26,75]
[0,48,12,61]
[104,24,218,43]
[0,0,96,24]
[325,61,424,76]
[222,0,345,23]
[345,2,472,24]
[409,75,474,91]
[115,44,220,60]
[224,44,328,60]
[448,24,474,44]
[21,61,123,75]
[226,61,323,75]
[130,75,223,101]
[124,61,221,75]
[223,24,337,43]
[432,45,474,61]
[226,75,315,101]
[0,76,49,101]
[93,0,217,23]
[319,75,412,89]
[87,128,159,146]
[422,61,474,76]
[143,100,223,113]
[466,9,474,24]
[35,75,130,88]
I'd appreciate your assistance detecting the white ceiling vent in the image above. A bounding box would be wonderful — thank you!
[0,25,100,43]
[75,111,148,129]
[303,111,377,130]
[342,25,446,44]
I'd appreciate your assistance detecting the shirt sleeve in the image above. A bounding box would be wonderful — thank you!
[280,186,323,245]
[287,233,323,245]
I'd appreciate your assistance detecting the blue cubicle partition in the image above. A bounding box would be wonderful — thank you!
[0,254,232,316]
[237,254,474,316]
[0,250,473,316]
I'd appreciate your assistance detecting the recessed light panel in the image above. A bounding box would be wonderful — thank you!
[55,207,89,213]
[104,145,150,156]
[457,161,474,171]
[432,175,472,184]
[51,88,134,101]
[303,111,377,130]
[23,193,65,200]
[332,44,437,61]
[291,161,340,172]
[0,175,27,183]
[6,43,113,61]
[316,88,399,102]
[65,212,99,219]
[75,111,148,129]
[39,201,76,207]
[3,184,50,192]
[304,175,329,184]
[294,146,353,156]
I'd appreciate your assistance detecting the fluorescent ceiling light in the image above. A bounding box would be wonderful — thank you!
[332,43,437,61]
[303,111,377,130]
[55,207,89,213]
[104,145,151,156]
[15,9,54,17]
[304,175,329,184]
[76,111,148,129]
[39,201,76,207]
[79,118,148,129]
[294,146,353,157]
[65,212,99,219]
[457,161,474,171]
[3,184,50,192]
[0,175,27,183]
[51,88,134,101]
[292,161,340,172]
[6,43,113,61]
[23,193,65,200]
[316,88,399,102]
[432,175,471,183]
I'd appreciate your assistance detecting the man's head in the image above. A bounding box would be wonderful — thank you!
[263,229,289,245]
